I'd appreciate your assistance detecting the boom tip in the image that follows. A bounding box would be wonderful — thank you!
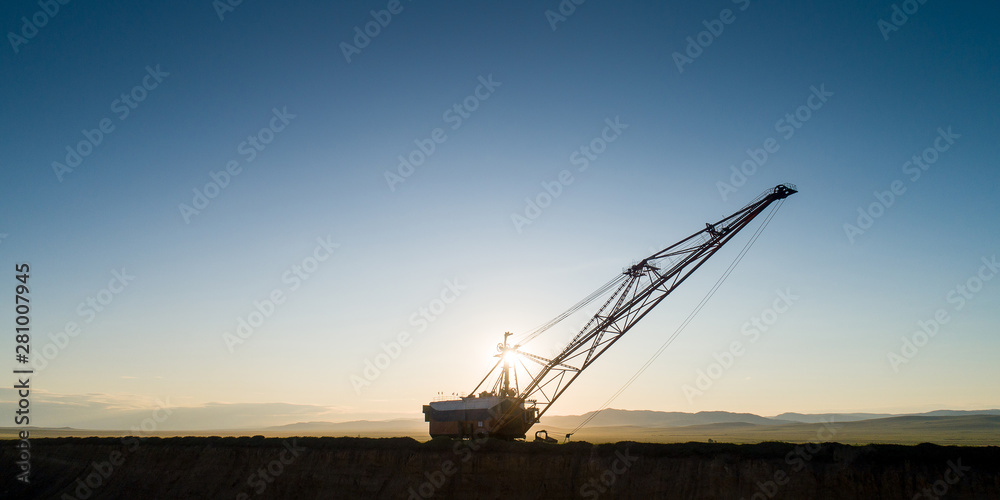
[774,183,798,198]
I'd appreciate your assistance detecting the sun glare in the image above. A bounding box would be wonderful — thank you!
[502,350,521,366]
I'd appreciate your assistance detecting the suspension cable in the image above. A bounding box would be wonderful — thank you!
[514,273,628,346]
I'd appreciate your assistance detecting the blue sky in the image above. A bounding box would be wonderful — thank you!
[1,1,998,430]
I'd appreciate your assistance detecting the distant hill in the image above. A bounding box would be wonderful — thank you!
[542,409,791,428]
[773,409,1000,423]
[772,412,894,423]
[918,409,1000,417]
[538,414,1000,446]
[263,419,426,435]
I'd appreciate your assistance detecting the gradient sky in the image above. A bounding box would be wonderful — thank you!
[1,1,998,430]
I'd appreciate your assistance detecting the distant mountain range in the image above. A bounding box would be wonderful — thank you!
[772,409,1000,423]
[266,418,426,434]
[540,409,792,428]
[6,408,998,445]
[261,408,1000,433]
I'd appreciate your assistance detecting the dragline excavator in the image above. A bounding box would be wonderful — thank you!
[422,184,797,440]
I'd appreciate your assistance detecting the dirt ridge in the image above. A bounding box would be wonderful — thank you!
[2,437,999,499]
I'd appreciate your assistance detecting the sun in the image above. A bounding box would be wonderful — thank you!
[502,350,521,366]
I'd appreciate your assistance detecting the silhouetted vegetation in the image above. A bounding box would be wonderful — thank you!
[12,436,1000,468]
